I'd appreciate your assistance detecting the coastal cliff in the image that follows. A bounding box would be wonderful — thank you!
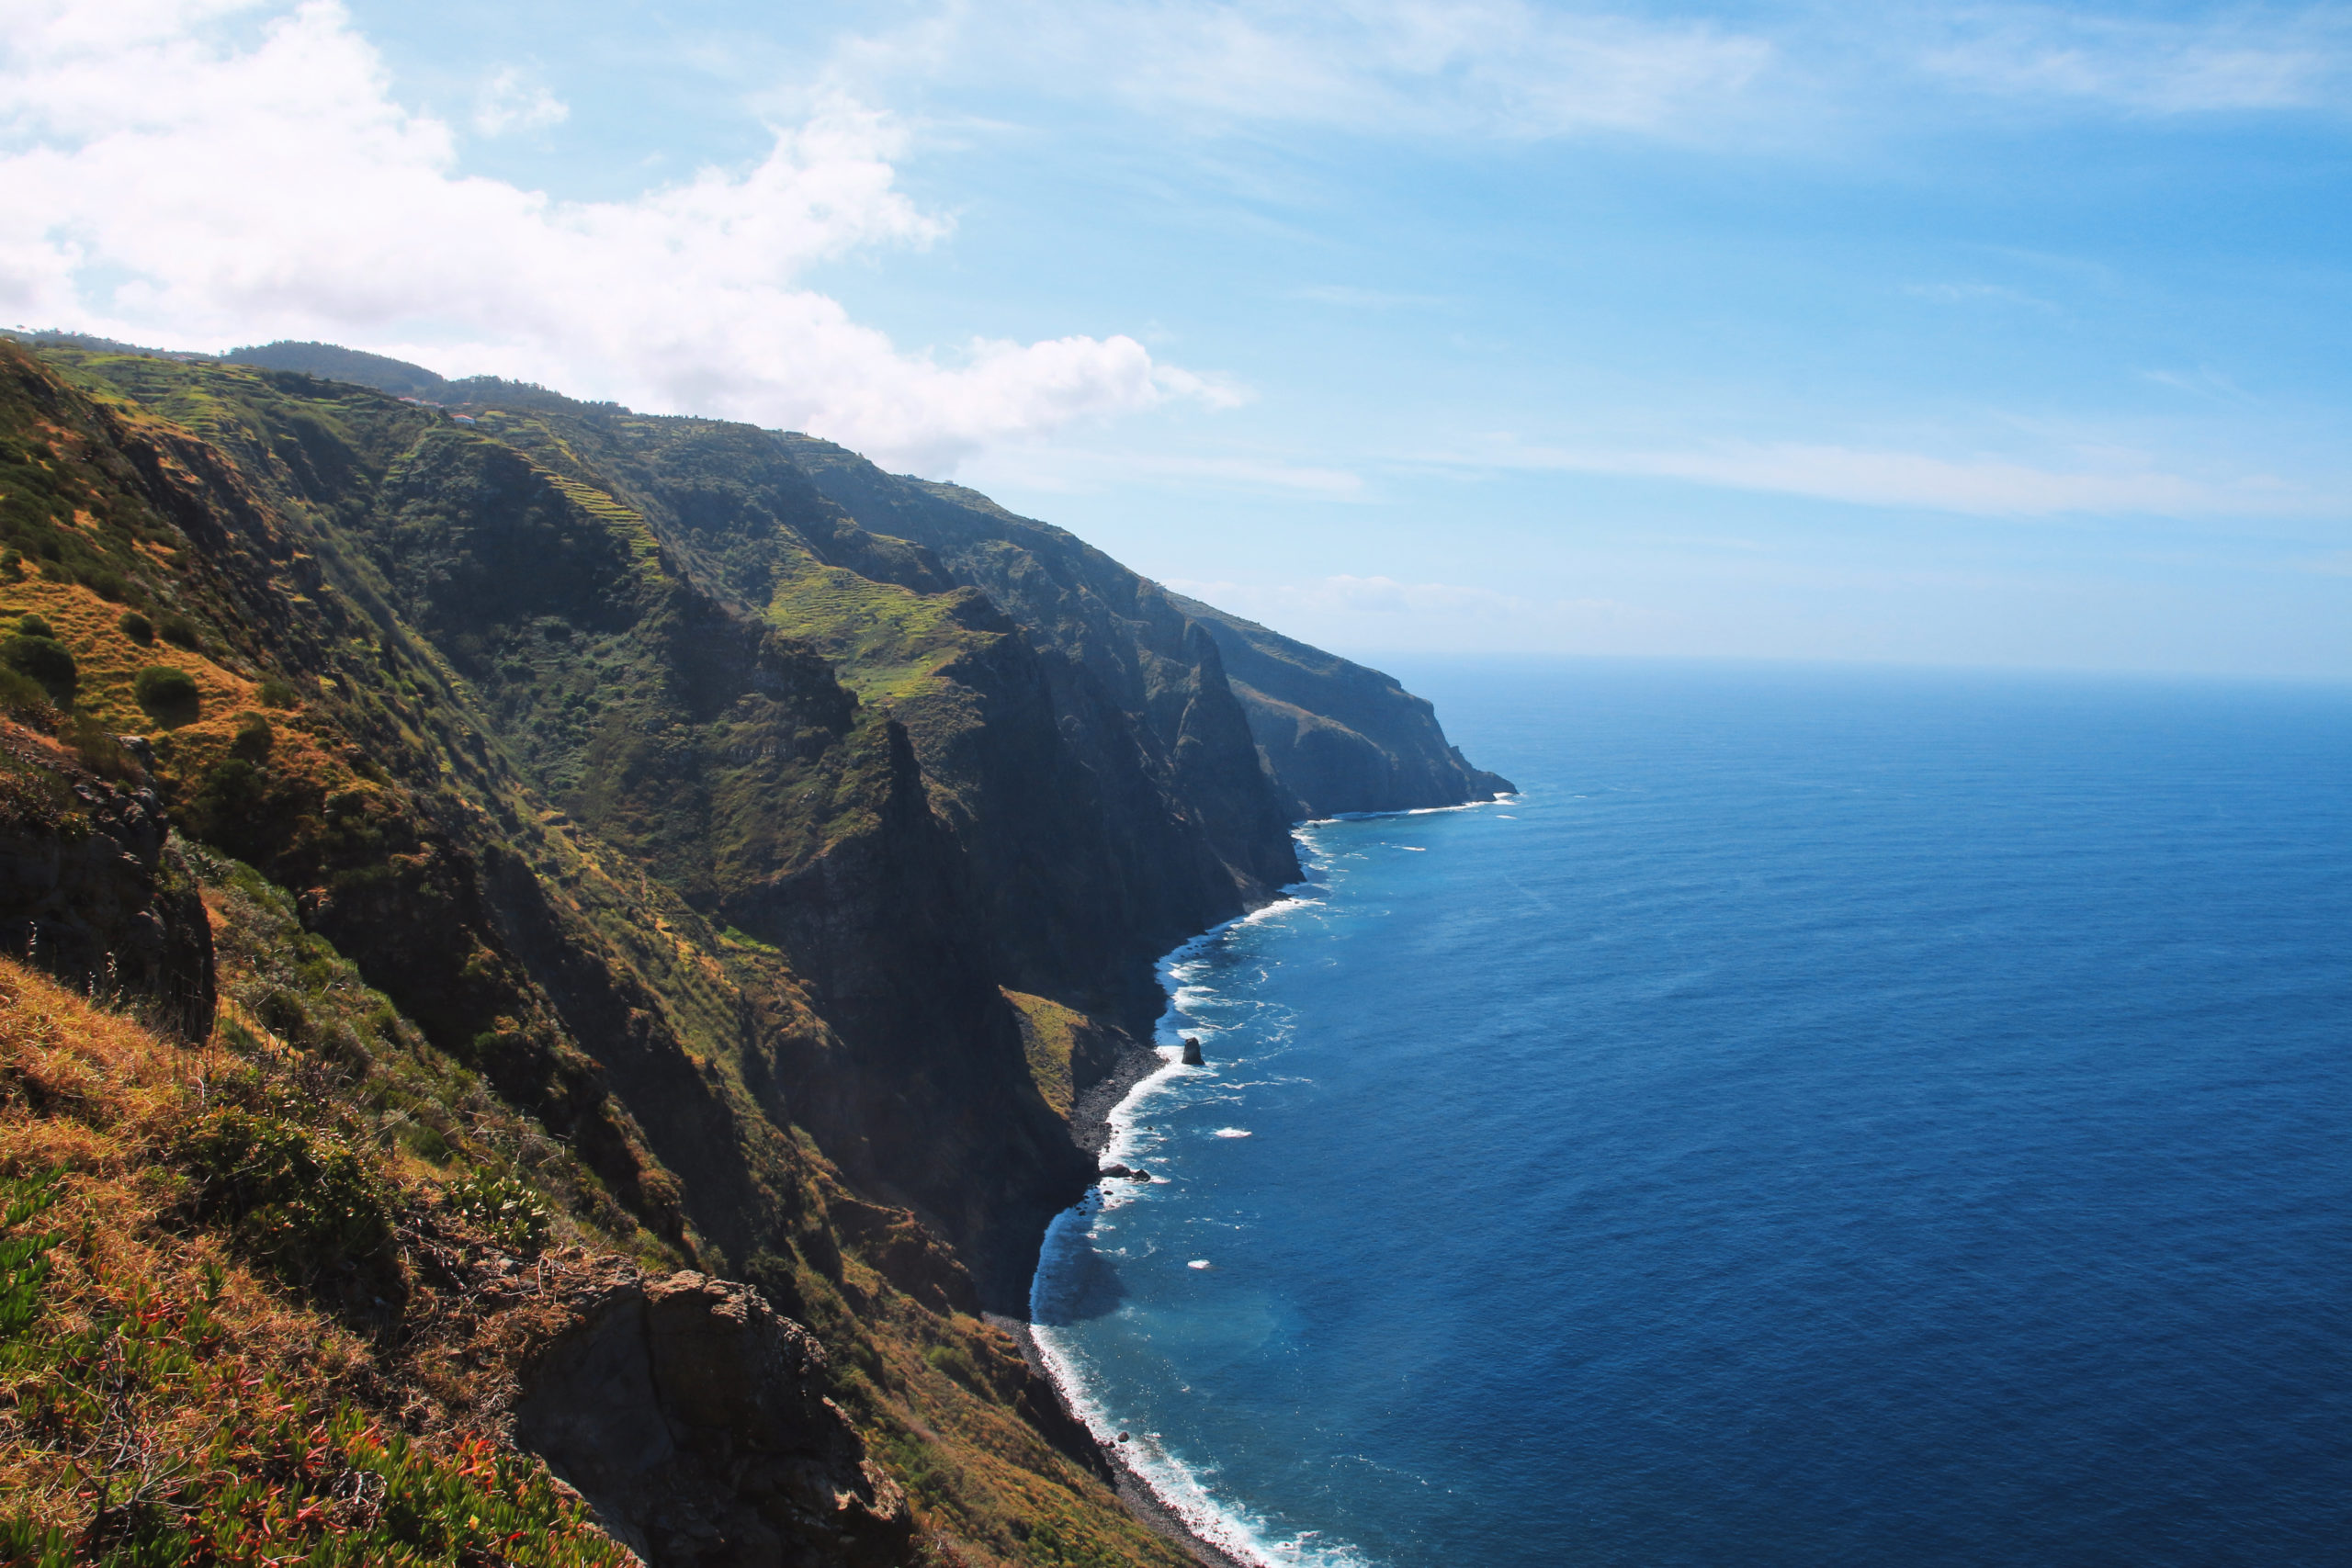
[0,333,1505,1564]
[1166,594,1515,818]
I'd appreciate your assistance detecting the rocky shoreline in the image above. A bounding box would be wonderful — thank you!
[986,1312,1250,1568]
[1015,1030,1258,1567]
[1070,1030,1177,1156]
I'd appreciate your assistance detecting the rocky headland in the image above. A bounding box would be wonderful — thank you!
[0,332,1507,1565]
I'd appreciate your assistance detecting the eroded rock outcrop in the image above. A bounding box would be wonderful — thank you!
[515,1263,914,1568]
[0,736,215,1037]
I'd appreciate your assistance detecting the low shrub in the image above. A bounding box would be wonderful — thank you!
[0,665,61,729]
[254,677,300,709]
[440,1171,553,1253]
[924,1341,986,1393]
[117,609,153,645]
[0,1168,63,1343]
[0,1402,629,1568]
[254,987,311,1044]
[156,612,200,650]
[2,635,74,706]
[230,711,273,762]
[132,664,198,727]
[178,1108,390,1281]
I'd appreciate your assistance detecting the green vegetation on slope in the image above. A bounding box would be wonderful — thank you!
[0,962,631,1566]
[0,341,1196,1566]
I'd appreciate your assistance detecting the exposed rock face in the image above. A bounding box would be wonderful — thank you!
[4,336,1443,1564]
[772,434,1303,914]
[1167,593,1516,818]
[0,751,215,1038]
[516,1264,914,1568]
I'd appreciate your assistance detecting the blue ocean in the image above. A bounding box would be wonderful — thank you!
[1030,659,2352,1568]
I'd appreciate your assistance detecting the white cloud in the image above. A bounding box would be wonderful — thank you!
[826,0,1776,141]
[0,0,1215,470]
[1904,280,2059,311]
[1442,436,2335,520]
[1920,6,2352,113]
[1165,570,1670,655]
[2142,366,2259,405]
[1293,284,1452,310]
[473,67,569,137]
[1169,571,1645,622]
[961,436,1375,501]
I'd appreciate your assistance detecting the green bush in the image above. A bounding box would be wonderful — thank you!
[254,987,311,1044]
[441,1171,553,1253]
[117,609,153,644]
[0,665,60,728]
[156,611,200,649]
[2,634,75,705]
[132,664,199,727]
[924,1341,987,1392]
[15,614,51,639]
[0,1354,625,1567]
[179,1109,390,1280]
[230,711,274,761]
[254,676,300,708]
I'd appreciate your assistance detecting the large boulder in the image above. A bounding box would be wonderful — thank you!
[515,1264,914,1568]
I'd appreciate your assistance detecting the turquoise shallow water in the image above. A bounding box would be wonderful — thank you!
[1030,660,2352,1568]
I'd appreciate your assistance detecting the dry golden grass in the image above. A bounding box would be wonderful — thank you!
[0,962,637,1565]
[1004,989,1084,1122]
[0,579,252,729]
[0,962,370,1535]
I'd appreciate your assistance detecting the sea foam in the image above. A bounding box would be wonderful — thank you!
[1024,843,1377,1568]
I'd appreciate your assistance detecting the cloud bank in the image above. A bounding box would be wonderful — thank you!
[1919,5,2352,113]
[828,0,1777,141]
[1449,437,2328,521]
[0,0,1214,469]
[819,1,2352,151]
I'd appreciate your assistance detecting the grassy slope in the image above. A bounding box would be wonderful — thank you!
[0,953,631,1566]
[0,346,1190,1568]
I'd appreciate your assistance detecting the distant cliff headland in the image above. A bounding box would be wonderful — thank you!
[0,333,1506,1566]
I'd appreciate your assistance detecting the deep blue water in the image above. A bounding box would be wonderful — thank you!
[1031,660,2352,1568]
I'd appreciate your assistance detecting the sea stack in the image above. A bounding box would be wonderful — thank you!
[1182,1036,1205,1066]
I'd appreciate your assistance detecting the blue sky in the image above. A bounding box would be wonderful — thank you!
[5,2,2348,676]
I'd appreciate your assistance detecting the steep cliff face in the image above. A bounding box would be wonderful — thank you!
[0,333,1510,1561]
[0,342,1193,1565]
[428,404,1301,1029]
[772,437,1510,824]
[1166,593,1516,818]
[772,437,1296,870]
[0,735,215,1037]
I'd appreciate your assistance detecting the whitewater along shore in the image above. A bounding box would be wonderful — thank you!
[999,1026,1255,1568]
[987,1310,1250,1568]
